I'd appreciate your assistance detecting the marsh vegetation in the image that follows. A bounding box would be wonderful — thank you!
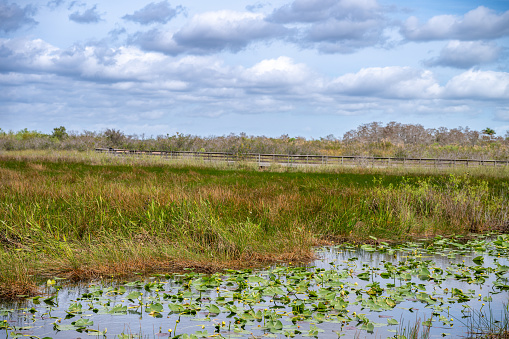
[0,150,508,338]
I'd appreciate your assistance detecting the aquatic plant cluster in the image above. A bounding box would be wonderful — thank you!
[1,235,509,338]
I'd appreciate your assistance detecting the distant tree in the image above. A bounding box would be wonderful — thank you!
[52,126,68,141]
[104,128,125,146]
[482,127,496,137]
[16,128,45,140]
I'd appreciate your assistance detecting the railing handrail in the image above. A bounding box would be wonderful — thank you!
[94,148,508,164]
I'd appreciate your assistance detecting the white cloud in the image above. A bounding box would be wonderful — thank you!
[175,11,281,48]
[444,70,509,99]
[69,5,103,24]
[306,18,384,53]
[308,19,380,41]
[424,40,502,69]
[0,38,59,72]
[269,0,380,23]
[124,1,389,56]
[0,2,37,32]
[269,0,385,53]
[0,38,176,82]
[131,10,287,55]
[3,37,509,104]
[122,1,184,25]
[1,34,508,135]
[329,66,442,99]
[402,6,509,41]
[241,56,314,90]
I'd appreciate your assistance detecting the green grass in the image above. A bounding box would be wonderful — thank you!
[1,151,508,299]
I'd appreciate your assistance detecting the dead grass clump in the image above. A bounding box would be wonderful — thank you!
[0,280,39,300]
[43,250,316,283]
[27,163,45,171]
[0,252,39,300]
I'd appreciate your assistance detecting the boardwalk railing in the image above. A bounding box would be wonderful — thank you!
[95,148,509,168]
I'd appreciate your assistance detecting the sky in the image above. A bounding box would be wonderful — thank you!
[0,0,508,138]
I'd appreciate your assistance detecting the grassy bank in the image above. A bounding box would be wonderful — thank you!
[1,151,508,299]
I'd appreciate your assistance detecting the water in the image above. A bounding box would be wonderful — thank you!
[312,243,509,338]
[1,235,509,338]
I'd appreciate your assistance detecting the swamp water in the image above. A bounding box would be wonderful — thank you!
[2,235,509,339]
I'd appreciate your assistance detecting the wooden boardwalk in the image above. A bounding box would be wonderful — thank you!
[95,148,509,168]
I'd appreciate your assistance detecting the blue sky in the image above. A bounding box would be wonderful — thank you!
[1,0,508,138]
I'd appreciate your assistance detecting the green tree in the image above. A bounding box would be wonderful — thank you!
[16,128,45,140]
[482,127,496,137]
[104,128,125,146]
[52,126,68,141]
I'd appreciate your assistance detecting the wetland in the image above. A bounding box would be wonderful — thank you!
[1,151,509,338]
[2,236,509,338]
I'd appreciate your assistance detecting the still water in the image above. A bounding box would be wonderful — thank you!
[1,235,509,338]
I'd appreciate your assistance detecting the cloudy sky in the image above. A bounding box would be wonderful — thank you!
[1,0,508,138]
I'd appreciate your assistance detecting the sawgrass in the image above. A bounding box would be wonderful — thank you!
[1,151,508,299]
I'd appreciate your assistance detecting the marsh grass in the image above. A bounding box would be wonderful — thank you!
[1,151,508,299]
[0,251,38,299]
[394,317,431,339]
[464,304,509,338]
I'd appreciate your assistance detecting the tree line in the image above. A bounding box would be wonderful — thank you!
[1,122,508,160]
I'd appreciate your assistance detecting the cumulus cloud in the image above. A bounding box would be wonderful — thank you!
[424,40,502,69]
[269,0,379,23]
[69,5,102,23]
[0,38,156,81]
[268,0,385,53]
[308,18,379,41]
[122,1,184,25]
[0,2,37,32]
[444,70,509,99]
[129,0,388,55]
[2,36,508,129]
[402,6,509,41]
[0,38,58,74]
[306,18,384,53]
[240,56,316,93]
[329,66,442,99]
[0,37,313,99]
[131,11,287,55]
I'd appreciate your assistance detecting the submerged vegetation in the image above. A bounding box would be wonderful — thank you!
[0,151,508,302]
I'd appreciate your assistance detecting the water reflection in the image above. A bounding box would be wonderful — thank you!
[1,238,509,339]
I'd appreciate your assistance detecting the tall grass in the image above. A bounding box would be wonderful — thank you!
[465,304,509,338]
[1,151,508,299]
[394,317,431,339]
